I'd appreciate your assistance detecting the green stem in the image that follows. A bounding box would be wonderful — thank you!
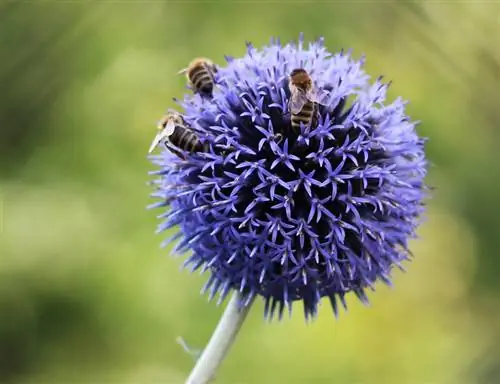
[185,291,254,384]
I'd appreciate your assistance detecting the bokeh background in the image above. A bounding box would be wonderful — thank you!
[1,1,500,383]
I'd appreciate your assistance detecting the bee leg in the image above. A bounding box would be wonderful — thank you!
[311,107,320,129]
[281,110,293,128]
[165,143,186,160]
[172,149,186,160]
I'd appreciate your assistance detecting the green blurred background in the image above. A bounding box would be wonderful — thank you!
[1,1,500,383]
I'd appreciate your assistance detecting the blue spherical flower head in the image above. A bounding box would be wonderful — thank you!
[149,34,428,321]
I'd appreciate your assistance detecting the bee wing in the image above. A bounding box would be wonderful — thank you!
[148,131,167,153]
[163,119,176,135]
[289,91,309,114]
[312,89,331,106]
[177,67,188,75]
[149,120,175,153]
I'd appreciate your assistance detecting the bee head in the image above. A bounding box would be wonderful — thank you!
[290,68,312,90]
[170,114,184,127]
[192,58,213,70]
[158,113,183,131]
[179,58,217,78]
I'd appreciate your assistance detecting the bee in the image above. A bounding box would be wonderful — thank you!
[288,68,328,134]
[148,113,207,158]
[178,58,218,97]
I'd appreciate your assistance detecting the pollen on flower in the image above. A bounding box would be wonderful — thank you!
[149,34,428,321]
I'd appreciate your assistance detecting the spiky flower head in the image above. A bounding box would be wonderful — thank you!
[149,34,428,321]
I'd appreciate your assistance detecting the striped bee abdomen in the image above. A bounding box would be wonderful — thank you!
[291,100,318,133]
[170,125,207,153]
[180,58,217,98]
[190,67,214,95]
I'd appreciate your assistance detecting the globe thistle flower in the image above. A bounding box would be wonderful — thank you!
[149,34,428,322]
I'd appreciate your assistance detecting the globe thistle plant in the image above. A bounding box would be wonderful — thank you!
[148,33,427,383]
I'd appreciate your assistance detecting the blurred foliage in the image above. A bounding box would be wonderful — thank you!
[1,2,500,383]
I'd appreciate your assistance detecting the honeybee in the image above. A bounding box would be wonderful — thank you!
[148,113,208,158]
[178,58,218,97]
[288,68,328,134]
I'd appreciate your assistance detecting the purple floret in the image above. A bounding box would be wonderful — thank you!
[149,34,428,321]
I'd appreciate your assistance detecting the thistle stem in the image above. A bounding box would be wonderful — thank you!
[185,291,254,384]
